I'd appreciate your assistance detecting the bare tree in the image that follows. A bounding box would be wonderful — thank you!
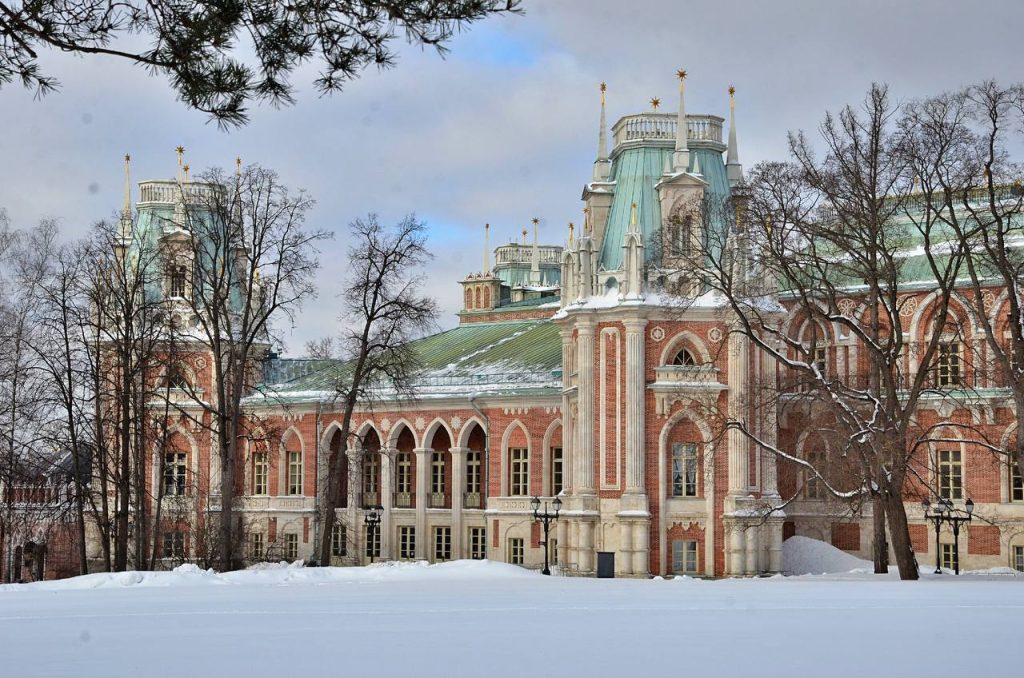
[686,85,971,580]
[901,81,1024,496]
[314,214,437,566]
[173,165,329,570]
[0,1,521,126]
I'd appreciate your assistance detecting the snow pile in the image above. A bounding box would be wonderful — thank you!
[782,535,873,575]
[0,558,535,593]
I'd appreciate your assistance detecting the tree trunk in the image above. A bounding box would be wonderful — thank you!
[883,492,918,580]
[871,494,889,574]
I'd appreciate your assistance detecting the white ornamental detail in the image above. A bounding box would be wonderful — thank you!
[414,417,426,431]
[450,415,463,431]
[650,326,666,342]
[982,290,997,313]
[707,327,723,343]
[380,418,392,432]
[837,298,856,318]
[899,296,918,319]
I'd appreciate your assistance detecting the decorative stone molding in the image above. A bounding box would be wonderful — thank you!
[414,417,426,431]
[450,415,463,431]
[707,326,723,343]
[650,326,666,342]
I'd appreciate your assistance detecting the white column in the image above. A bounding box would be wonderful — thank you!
[619,522,634,575]
[759,337,779,497]
[623,318,648,494]
[728,524,743,575]
[555,517,568,568]
[560,330,575,493]
[745,525,758,575]
[579,521,594,573]
[769,521,783,573]
[345,449,360,562]
[380,450,394,560]
[727,326,750,495]
[450,447,467,558]
[414,448,430,560]
[633,523,648,575]
[576,318,596,494]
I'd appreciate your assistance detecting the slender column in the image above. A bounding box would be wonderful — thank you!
[345,449,360,561]
[623,318,648,493]
[768,521,783,573]
[728,524,744,575]
[560,330,576,493]
[450,447,467,558]
[579,521,594,572]
[576,318,596,494]
[759,337,779,496]
[745,524,758,575]
[414,448,430,560]
[727,326,750,495]
[618,522,634,575]
[555,517,568,569]
[380,449,394,560]
[633,523,648,575]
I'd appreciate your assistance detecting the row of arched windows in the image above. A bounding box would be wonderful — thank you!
[464,284,492,311]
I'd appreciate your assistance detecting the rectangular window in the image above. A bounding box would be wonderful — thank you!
[466,451,482,504]
[433,526,452,562]
[937,342,962,387]
[671,539,699,574]
[1011,462,1023,502]
[169,265,188,298]
[814,346,827,376]
[941,543,958,571]
[671,443,698,497]
[253,452,268,495]
[507,537,525,565]
[551,447,563,495]
[509,448,529,496]
[331,523,347,558]
[431,452,446,495]
[1014,545,1024,573]
[396,453,412,494]
[365,524,381,559]
[399,526,416,560]
[164,452,187,496]
[249,533,264,561]
[938,450,963,500]
[162,531,185,559]
[362,453,379,505]
[284,533,299,561]
[805,451,825,500]
[287,451,303,495]
[469,527,487,560]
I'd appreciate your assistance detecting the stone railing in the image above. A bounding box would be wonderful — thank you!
[494,244,563,266]
[612,113,724,149]
[137,180,223,205]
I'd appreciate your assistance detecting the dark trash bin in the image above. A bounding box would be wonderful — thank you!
[596,551,615,578]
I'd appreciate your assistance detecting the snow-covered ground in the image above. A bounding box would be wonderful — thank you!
[1,540,1021,678]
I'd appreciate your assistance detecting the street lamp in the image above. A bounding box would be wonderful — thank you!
[364,505,383,564]
[921,497,974,575]
[531,495,562,575]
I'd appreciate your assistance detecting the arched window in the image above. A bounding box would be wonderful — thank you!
[671,348,696,366]
[483,286,491,308]
[475,287,482,308]
[668,213,693,256]
[166,364,189,390]
[465,288,473,310]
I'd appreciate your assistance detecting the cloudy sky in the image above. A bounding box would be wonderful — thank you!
[2,0,1022,352]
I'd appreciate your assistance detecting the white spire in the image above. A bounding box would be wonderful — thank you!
[726,85,743,187]
[622,201,644,301]
[530,218,541,285]
[692,152,703,176]
[119,153,132,242]
[593,83,611,182]
[672,69,690,172]
[483,223,490,274]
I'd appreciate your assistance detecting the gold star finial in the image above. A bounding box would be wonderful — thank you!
[183,164,190,181]
[729,85,736,97]
[650,97,661,111]
[600,82,607,93]
[124,153,131,163]
[631,202,637,226]
[677,68,687,81]
[532,217,539,225]
[176,146,185,160]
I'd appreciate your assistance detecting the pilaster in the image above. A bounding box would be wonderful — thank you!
[450,447,468,558]
[380,449,394,560]
[623,317,648,494]
[414,447,430,560]
[576,318,596,494]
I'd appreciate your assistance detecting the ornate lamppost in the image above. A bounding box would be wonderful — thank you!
[364,505,383,564]
[921,497,974,575]
[530,495,562,575]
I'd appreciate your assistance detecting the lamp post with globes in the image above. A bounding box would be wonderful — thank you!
[531,496,562,575]
[921,497,973,575]
[364,505,383,564]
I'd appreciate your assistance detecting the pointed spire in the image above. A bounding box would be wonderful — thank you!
[673,69,690,172]
[176,146,185,183]
[726,85,743,187]
[183,164,190,182]
[483,223,490,274]
[568,222,575,245]
[119,153,133,241]
[692,153,702,176]
[630,202,638,232]
[583,206,591,233]
[593,82,611,182]
[530,217,542,285]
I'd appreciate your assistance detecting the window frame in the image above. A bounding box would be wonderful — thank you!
[331,523,347,558]
[365,524,381,559]
[431,452,446,496]
[509,447,529,497]
[433,526,452,562]
[399,526,416,560]
[286,450,303,496]
[1013,545,1024,573]
[466,451,482,495]
[936,341,962,388]
[162,530,185,559]
[1010,461,1022,503]
[550,446,563,496]
[249,532,265,561]
[507,537,525,565]
[469,527,487,560]
[163,452,187,497]
[671,539,699,575]
[671,443,698,498]
[253,451,269,496]
[396,453,412,494]
[284,533,299,561]
[937,449,963,500]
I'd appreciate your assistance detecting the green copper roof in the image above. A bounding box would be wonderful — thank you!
[598,146,731,271]
[259,319,562,400]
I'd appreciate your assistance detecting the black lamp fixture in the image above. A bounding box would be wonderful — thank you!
[531,495,562,575]
[921,497,974,575]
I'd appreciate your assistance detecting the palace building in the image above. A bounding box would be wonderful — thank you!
[66,75,1024,579]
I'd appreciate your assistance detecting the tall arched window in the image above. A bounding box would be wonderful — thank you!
[668,213,693,256]
[483,286,491,308]
[475,287,482,309]
[465,288,473,310]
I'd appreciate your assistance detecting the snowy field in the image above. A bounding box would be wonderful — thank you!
[1,538,1022,678]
